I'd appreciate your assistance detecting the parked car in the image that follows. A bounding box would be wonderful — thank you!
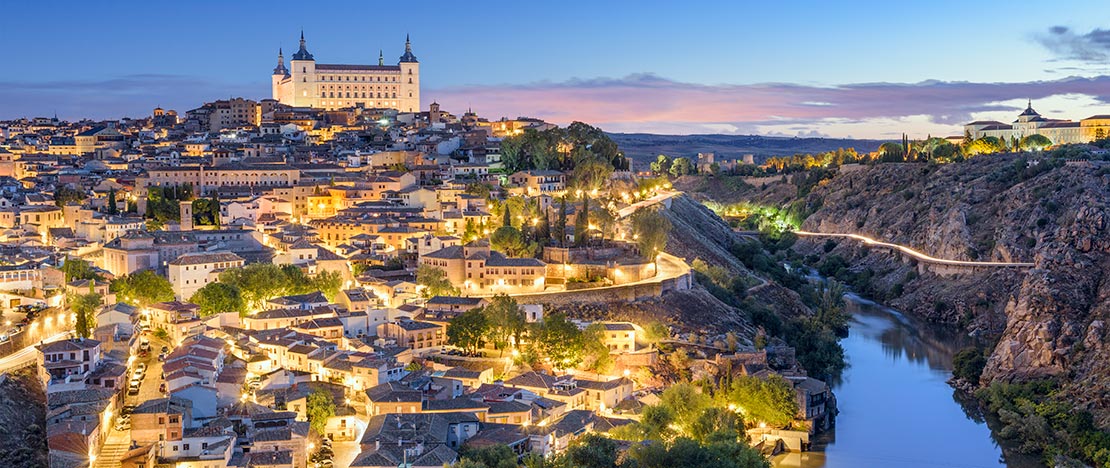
[127,385,140,396]
[160,346,169,354]
[135,362,147,374]
[157,353,166,361]
[139,339,150,351]
[159,382,167,393]
[121,405,136,415]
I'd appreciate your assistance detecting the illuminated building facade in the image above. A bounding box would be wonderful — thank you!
[271,32,420,112]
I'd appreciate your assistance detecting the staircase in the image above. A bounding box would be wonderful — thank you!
[93,430,131,468]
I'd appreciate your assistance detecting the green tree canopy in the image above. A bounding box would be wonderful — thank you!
[723,375,799,429]
[111,270,175,308]
[651,154,672,175]
[631,207,672,262]
[189,282,246,317]
[1020,134,1052,151]
[447,308,488,355]
[60,258,101,282]
[669,157,695,177]
[70,292,102,339]
[490,225,533,257]
[416,264,460,298]
[482,294,526,356]
[54,185,86,207]
[533,312,585,371]
[457,444,519,468]
[306,389,336,436]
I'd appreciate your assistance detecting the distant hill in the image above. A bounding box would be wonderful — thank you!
[608,133,888,166]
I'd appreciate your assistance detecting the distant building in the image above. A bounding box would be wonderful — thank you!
[964,101,1110,146]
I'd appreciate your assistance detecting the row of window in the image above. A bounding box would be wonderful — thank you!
[319,75,398,82]
[323,92,398,99]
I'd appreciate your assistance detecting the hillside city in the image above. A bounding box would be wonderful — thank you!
[0,88,838,468]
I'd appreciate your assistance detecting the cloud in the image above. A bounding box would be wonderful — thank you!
[1035,26,1110,62]
[7,71,1110,139]
[431,74,1110,137]
[0,74,265,120]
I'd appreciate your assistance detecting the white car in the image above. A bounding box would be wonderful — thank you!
[135,362,147,374]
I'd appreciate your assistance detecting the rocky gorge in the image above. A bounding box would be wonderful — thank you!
[679,153,1110,463]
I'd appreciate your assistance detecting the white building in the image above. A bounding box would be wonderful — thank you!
[271,32,421,112]
[167,251,245,300]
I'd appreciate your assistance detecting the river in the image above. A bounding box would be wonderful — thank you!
[773,293,1041,468]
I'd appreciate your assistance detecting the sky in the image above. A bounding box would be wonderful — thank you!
[5,0,1110,139]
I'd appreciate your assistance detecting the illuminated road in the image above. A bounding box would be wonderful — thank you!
[469,252,691,299]
[0,330,71,373]
[794,231,1035,268]
[617,191,679,218]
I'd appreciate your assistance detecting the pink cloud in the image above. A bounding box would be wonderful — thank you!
[429,74,1110,137]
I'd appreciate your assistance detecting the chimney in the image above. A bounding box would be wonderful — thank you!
[375,440,380,451]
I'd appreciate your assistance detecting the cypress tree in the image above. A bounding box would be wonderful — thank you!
[107,187,118,215]
[502,204,512,228]
[555,197,568,247]
[574,194,590,247]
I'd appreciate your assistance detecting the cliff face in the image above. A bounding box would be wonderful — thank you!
[776,156,1110,422]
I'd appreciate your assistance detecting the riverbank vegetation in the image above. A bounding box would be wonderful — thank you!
[977,380,1110,466]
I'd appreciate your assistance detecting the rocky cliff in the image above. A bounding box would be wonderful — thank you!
[763,156,1110,423]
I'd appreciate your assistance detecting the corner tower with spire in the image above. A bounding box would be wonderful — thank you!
[270,31,420,112]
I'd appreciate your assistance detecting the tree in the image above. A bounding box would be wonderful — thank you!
[60,258,101,282]
[70,292,102,339]
[554,197,568,247]
[571,157,614,193]
[447,308,488,355]
[106,188,118,215]
[219,263,292,311]
[457,444,519,468]
[501,203,512,228]
[463,218,479,243]
[659,383,713,432]
[878,142,905,162]
[561,433,619,468]
[53,185,86,207]
[1020,134,1052,151]
[574,194,590,247]
[306,389,336,436]
[190,283,246,317]
[724,375,799,429]
[534,312,585,371]
[482,294,526,356]
[669,157,694,177]
[953,347,987,383]
[491,225,532,258]
[416,264,459,298]
[310,270,344,301]
[631,207,672,265]
[111,270,174,308]
[581,323,614,374]
[651,154,673,175]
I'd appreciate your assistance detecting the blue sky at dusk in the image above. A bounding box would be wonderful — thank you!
[5,0,1110,138]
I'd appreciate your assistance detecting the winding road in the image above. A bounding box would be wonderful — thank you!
[0,331,71,373]
[794,231,1035,268]
[617,191,679,218]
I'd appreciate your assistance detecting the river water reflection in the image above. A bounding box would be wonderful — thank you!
[773,294,1040,468]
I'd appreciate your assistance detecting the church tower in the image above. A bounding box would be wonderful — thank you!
[289,31,316,107]
[399,34,421,113]
[271,48,289,103]
[429,101,441,124]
